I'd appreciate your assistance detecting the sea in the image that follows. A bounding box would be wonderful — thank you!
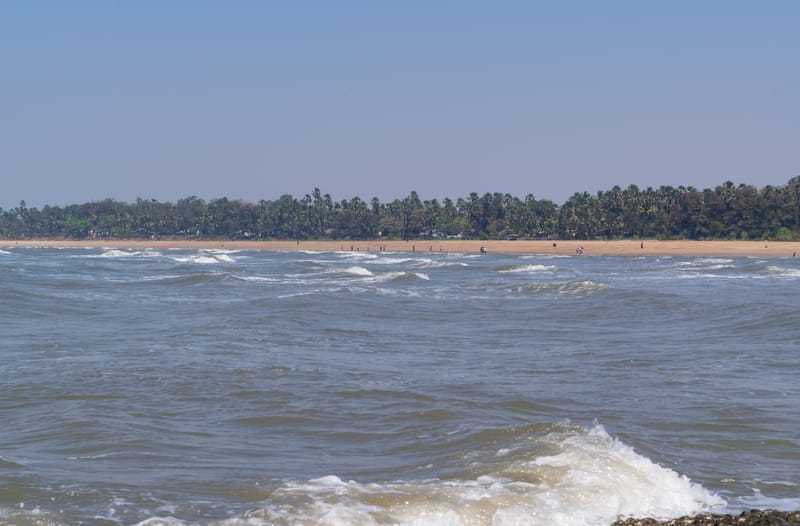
[1,246,798,526]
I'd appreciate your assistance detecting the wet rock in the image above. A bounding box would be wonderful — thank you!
[612,509,800,526]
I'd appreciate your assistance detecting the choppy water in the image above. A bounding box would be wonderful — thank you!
[1,246,798,526]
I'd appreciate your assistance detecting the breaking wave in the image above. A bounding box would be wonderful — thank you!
[121,424,722,526]
[93,249,162,258]
[496,264,558,273]
[763,265,800,278]
[168,252,236,264]
[517,281,611,296]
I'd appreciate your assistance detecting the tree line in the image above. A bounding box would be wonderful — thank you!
[2,178,800,241]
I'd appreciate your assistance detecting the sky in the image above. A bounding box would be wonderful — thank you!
[2,1,799,210]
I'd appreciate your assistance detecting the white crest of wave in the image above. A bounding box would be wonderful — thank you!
[334,266,375,277]
[696,258,734,265]
[374,271,430,282]
[232,274,282,283]
[227,425,723,526]
[339,252,379,260]
[169,252,236,264]
[529,425,724,524]
[675,259,735,271]
[764,265,800,278]
[520,281,610,296]
[95,248,161,258]
[370,257,417,265]
[498,264,558,273]
[0,249,13,255]
[412,259,469,269]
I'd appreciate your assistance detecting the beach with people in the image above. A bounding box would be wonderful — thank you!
[5,238,799,258]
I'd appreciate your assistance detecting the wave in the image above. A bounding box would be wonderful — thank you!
[695,258,735,265]
[673,259,737,272]
[331,266,374,277]
[168,252,236,264]
[84,248,163,258]
[496,264,558,273]
[162,424,718,526]
[0,456,25,470]
[231,274,283,283]
[762,265,800,278]
[0,424,770,526]
[285,266,375,279]
[339,252,379,260]
[375,271,430,282]
[369,257,418,265]
[153,272,230,286]
[411,259,470,269]
[518,280,610,296]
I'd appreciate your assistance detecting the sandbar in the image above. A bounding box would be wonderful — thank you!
[3,238,799,257]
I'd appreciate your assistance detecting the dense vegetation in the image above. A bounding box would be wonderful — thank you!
[3,178,800,241]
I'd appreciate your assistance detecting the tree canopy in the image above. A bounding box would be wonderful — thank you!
[3,178,800,241]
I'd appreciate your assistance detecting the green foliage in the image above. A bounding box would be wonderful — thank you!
[2,178,800,241]
[774,226,795,241]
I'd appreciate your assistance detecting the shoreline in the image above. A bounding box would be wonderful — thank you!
[2,238,799,257]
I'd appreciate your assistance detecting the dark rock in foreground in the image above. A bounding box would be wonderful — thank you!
[613,509,800,526]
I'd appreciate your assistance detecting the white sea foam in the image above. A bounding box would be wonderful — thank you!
[93,249,162,258]
[169,252,236,264]
[232,274,283,283]
[339,252,379,260]
[705,264,736,270]
[0,249,13,255]
[373,271,430,282]
[497,264,558,273]
[206,424,722,526]
[696,258,735,265]
[529,425,724,523]
[763,265,800,278]
[330,266,374,277]
[411,259,469,269]
[370,257,417,265]
[15,428,726,526]
[673,259,736,271]
[519,281,610,296]
[205,248,241,254]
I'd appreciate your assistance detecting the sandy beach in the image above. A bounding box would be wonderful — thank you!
[3,238,799,257]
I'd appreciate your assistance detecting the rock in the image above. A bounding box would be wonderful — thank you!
[612,509,800,526]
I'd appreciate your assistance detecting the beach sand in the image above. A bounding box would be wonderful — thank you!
[2,238,799,257]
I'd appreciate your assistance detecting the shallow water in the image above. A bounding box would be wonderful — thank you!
[1,247,798,525]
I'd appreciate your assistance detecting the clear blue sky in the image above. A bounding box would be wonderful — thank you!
[2,1,798,210]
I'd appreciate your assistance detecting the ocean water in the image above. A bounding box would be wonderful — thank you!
[1,246,798,526]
